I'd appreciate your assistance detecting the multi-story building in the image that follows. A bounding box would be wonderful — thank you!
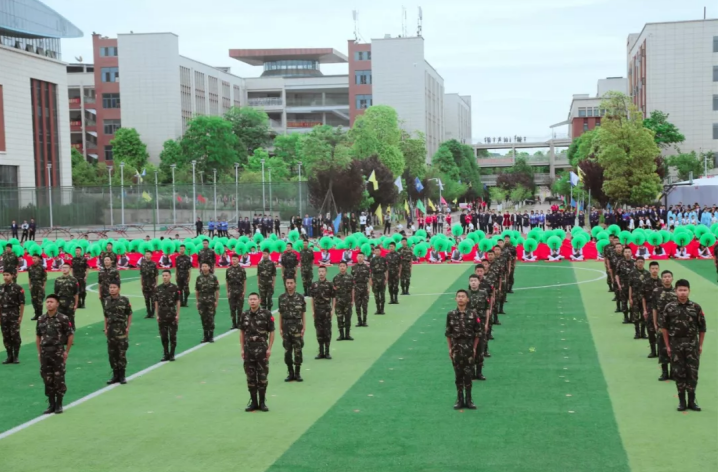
[0,0,82,188]
[67,63,97,160]
[444,94,472,144]
[627,19,718,154]
[552,77,628,139]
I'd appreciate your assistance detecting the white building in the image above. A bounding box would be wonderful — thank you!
[552,77,628,139]
[444,93,472,144]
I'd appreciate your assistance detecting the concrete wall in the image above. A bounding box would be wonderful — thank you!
[444,93,472,144]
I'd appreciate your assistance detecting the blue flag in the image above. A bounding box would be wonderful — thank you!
[333,213,342,234]
[571,198,576,208]
[414,177,424,192]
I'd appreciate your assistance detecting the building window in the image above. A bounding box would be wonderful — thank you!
[30,79,60,187]
[587,108,594,117]
[102,93,121,108]
[354,51,371,61]
[355,70,372,85]
[583,121,589,132]
[714,36,718,53]
[0,165,18,187]
[0,84,5,152]
[104,145,113,161]
[714,95,718,111]
[356,94,372,109]
[578,107,586,117]
[714,66,718,82]
[101,67,119,83]
[103,119,121,135]
[100,46,118,57]
[714,123,718,140]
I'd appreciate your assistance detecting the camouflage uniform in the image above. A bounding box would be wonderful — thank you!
[603,242,616,291]
[505,244,517,291]
[654,286,677,368]
[175,254,193,306]
[103,294,133,378]
[643,276,662,357]
[198,247,216,273]
[3,251,19,280]
[97,266,121,302]
[139,258,159,317]
[0,282,25,362]
[615,258,634,319]
[280,250,299,284]
[385,251,401,304]
[226,265,247,328]
[310,278,334,357]
[195,272,219,341]
[351,262,371,326]
[99,251,117,268]
[239,307,275,399]
[487,261,503,319]
[156,281,181,359]
[662,300,706,395]
[36,312,73,399]
[332,272,354,337]
[445,307,482,405]
[369,255,388,313]
[399,245,413,295]
[54,274,79,328]
[278,291,306,368]
[71,256,89,308]
[257,258,276,310]
[299,248,314,296]
[628,267,650,334]
[468,288,489,375]
[28,260,47,318]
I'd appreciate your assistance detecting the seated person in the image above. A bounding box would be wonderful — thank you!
[249,246,258,254]
[450,248,463,263]
[570,247,584,261]
[51,256,64,270]
[17,257,28,272]
[117,254,131,269]
[341,249,353,265]
[218,254,231,267]
[320,249,332,265]
[522,250,537,262]
[159,254,173,268]
[635,245,650,259]
[653,245,665,257]
[698,245,713,259]
[428,249,443,263]
[674,246,690,260]
[239,254,252,268]
[548,249,564,262]
[473,250,485,263]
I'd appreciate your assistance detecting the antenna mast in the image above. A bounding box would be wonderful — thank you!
[353,10,359,41]
[401,6,408,37]
[417,6,423,37]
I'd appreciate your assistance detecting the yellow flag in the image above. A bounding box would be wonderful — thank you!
[404,200,410,213]
[428,198,436,211]
[367,170,378,190]
[453,198,458,204]
[142,191,152,202]
[577,166,586,183]
[375,204,383,223]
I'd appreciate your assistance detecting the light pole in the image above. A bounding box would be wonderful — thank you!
[47,164,53,228]
[108,166,114,226]
[269,168,272,215]
[119,162,125,225]
[154,171,159,236]
[298,163,302,217]
[213,168,218,222]
[171,164,176,224]
[429,178,443,213]
[261,159,266,212]
[234,163,240,226]
[191,160,197,224]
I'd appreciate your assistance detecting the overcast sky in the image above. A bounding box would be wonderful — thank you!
[47,0,713,143]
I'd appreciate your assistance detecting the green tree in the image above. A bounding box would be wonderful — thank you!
[300,125,352,175]
[157,139,185,183]
[489,187,506,205]
[496,156,535,194]
[399,131,427,179]
[666,151,712,181]
[567,130,597,167]
[594,92,662,205]
[350,105,405,176]
[431,144,460,181]
[181,115,239,175]
[273,133,303,174]
[509,185,532,203]
[643,110,685,149]
[224,106,272,161]
[245,148,290,181]
[110,128,149,170]
[71,148,100,186]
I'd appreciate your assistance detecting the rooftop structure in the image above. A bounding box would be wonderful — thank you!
[229,48,348,77]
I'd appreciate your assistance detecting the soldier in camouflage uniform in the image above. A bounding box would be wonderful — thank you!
[614,245,634,324]
[98,256,121,304]
[479,261,499,329]
[71,246,89,309]
[311,266,335,359]
[628,257,650,340]
[399,237,413,295]
[643,261,662,358]
[226,254,247,329]
[1,271,25,364]
[195,262,220,343]
[385,242,402,305]
[653,270,676,381]
[603,235,617,294]
[175,245,193,307]
[240,293,275,412]
[279,243,299,285]
[197,239,216,273]
[503,235,517,293]
[257,250,276,310]
[103,282,132,385]
[155,270,181,362]
[662,279,706,412]
[610,243,624,311]
[485,251,503,322]
[352,252,371,327]
[28,254,47,320]
[54,263,79,329]
[36,295,74,414]
[99,243,118,268]
[468,274,489,381]
[333,261,354,341]
[299,239,314,297]
[278,277,306,382]
[3,244,19,282]
[369,246,387,314]
[139,250,159,319]
[445,289,481,410]
[493,244,508,314]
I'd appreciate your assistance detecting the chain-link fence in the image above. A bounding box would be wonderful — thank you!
[0,182,316,229]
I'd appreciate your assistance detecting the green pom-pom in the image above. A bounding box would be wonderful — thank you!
[572,236,587,250]
[253,233,264,244]
[259,240,273,252]
[694,225,709,238]
[8,238,19,246]
[227,239,237,249]
[114,241,127,255]
[527,228,543,241]
[414,229,427,240]
[606,224,621,236]
[288,229,300,244]
[523,238,538,253]
[129,239,142,252]
[381,238,395,250]
[647,232,663,247]
[343,236,358,249]
[467,231,485,243]
[673,232,692,247]
[161,239,175,254]
[631,232,646,246]
[269,233,278,241]
[547,236,562,251]
[245,241,258,253]
[432,238,451,252]
[552,229,566,240]
[360,243,373,256]
[413,242,429,258]
[234,242,247,255]
[700,232,716,247]
[149,238,161,252]
[214,242,226,255]
[591,226,604,238]
[274,240,287,253]
[659,230,672,244]
[239,236,250,244]
[55,238,66,249]
[618,231,632,246]
[596,239,609,254]
[12,244,24,257]
[596,232,609,241]
[458,239,474,255]
[318,237,334,250]
[44,243,59,258]
[28,245,43,257]
[478,239,494,253]
[390,232,401,243]
[451,224,464,237]
[77,239,90,251]
[183,241,197,255]
[89,242,103,258]
[682,224,696,234]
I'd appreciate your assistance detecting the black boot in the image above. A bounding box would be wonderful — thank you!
[169,344,176,362]
[622,312,631,324]
[336,328,345,341]
[144,299,153,319]
[471,365,478,380]
[345,326,354,341]
[245,389,259,412]
[611,295,617,301]
[677,390,687,411]
[477,365,486,381]
[687,392,701,411]
[118,368,127,384]
[647,343,657,358]
[43,395,56,414]
[498,303,505,315]
[453,388,465,410]
[259,391,269,412]
[161,342,170,362]
[208,330,215,343]
[356,316,363,327]
[54,394,64,414]
[668,365,673,380]
[294,364,303,382]
[640,324,647,339]
[31,312,40,321]
[285,363,296,382]
[363,314,369,327]
[633,324,641,339]
[107,370,119,385]
[324,342,332,359]
[315,344,325,359]
[201,331,209,343]
[658,364,669,381]
[464,386,477,410]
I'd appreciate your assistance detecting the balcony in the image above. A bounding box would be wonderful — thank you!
[71,143,83,152]
[69,97,81,109]
[70,120,82,131]
[248,97,283,107]
[287,121,322,129]
[481,173,552,186]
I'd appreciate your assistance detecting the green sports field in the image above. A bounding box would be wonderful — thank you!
[0,261,715,472]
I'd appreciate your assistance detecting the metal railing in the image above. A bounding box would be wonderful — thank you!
[247,97,283,107]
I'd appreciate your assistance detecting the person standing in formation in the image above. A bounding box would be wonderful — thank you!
[139,250,158,319]
[99,242,117,268]
[197,239,216,273]
[333,261,354,341]
[279,243,299,285]
[36,295,74,414]
[155,270,181,362]
[615,245,634,324]
[385,242,402,305]
[445,289,481,410]
[628,257,649,340]
[311,266,334,359]
[195,262,219,343]
[226,254,247,330]
[662,279,706,412]
[257,249,277,311]
[1,271,25,364]
[352,252,371,327]
[653,270,676,381]
[71,246,89,309]
[28,254,47,321]
[54,263,79,330]
[643,261,662,359]
[98,256,121,305]
[467,274,489,381]
[104,282,132,385]
[278,277,306,382]
[399,237,413,295]
[299,239,314,298]
[370,246,388,315]
[175,245,193,307]
[3,244,19,281]
[240,293,275,412]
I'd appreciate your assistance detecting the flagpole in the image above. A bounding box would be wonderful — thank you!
[120,162,125,226]
[213,168,217,222]
[171,164,176,225]
[154,171,159,237]
[191,160,197,224]
[234,163,239,227]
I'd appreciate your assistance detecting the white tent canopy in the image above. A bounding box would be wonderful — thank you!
[667,177,718,207]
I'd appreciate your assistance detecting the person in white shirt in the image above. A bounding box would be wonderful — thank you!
[159,254,172,268]
[674,246,690,259]
[450,248,462,263]
[635,245,650,259]
[570,247,584,261]
[653,245,665,257]
[628,217,635,231]
[473,250,484,263]
[428,249,443,263]
[320,249,331,265]
[698,245,712,259]
[341,249,353,265]
[522,250,536,262]
[359,213,367,232]
[548,249,564,262]
[239,254,252,268]
[365,225,373,237]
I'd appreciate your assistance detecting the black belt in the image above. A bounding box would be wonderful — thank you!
[246,337,267,343]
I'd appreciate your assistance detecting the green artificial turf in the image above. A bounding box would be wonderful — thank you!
[267,263,630,472]
[673,258,718,285]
